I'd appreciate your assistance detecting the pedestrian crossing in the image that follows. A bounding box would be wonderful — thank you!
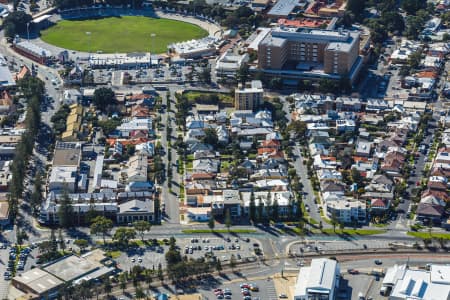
[266,281,277,300]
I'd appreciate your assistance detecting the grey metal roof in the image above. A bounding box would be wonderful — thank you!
[268,0,298,16]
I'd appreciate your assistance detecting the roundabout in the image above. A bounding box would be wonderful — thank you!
[40,15,208,54]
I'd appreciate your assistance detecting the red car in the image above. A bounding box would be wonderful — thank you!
[347,269,359,275]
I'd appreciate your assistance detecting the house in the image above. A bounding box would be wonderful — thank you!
[366,99,389,113]
[321,181,346,194]
[126,93,155,107]
[116,118,152,138]
[370,198,390,215]
[427,176,448,191]
[62,89,82,105]
[131,105,150,119]
[336,119,356,132]
[381,151,406,176]
[0,91,14,115]
[309,131,330,146]
[116,199,155,224]
[135,141,155,157]
[64,65,83,84]
[188,142,213,154]
[365,174,393,193]
[127,154,148,183]
[416,195,445,224]
[0,194,9,228]
[422,189,450,202]
[317,169,342,181]
[313,155,337,170]
[193,159,220,174]
[355,140,373,157]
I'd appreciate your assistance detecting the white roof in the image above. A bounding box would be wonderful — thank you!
[16,41,52,58]
[389,265,450,300]
[32,14,51,23]
[49,166,77,184]
[247,27,271,51]
[294,258,338,297]
[431,265,450,284]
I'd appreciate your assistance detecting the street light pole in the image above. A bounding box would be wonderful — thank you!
[86,31,92,61]
[150,33,156,54]
[150,33,156,67]
[26,22,30,41]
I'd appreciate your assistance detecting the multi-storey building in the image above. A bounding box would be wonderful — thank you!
[234,80,264,111]
[257,27,362,82]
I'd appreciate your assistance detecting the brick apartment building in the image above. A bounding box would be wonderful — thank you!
[257,27,362,82]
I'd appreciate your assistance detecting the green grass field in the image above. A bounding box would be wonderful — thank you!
[40,16,208,53]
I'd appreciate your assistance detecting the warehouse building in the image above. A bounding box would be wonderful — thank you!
[13,41,52,65]
[294,258,340,300]
[11,250,113,300]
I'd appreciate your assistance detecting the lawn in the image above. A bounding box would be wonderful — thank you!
[182,229,257,234]
[407,231,450,240]
[183,91,234,106]
[319,229,387,235]
[105,250,122,259]
[40,16,208,53]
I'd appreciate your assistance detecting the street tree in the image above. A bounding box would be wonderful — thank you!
[133,220,151,241]
[90,216,113,245]
[50,228,58,253]
[202,128,219,148]
[257,197,264,222]
[3,11,32,38]
[216,259,223,273]
[92,87,115,111]
[74,239,89,252]
[119,273,127,293]
[249,192,256,223]
[58,189,74,228]
[225,209,232,232]
[102,276,112,296]
[16,228,28,246]
[272,198,279,221]
[157,263,164,281]
[208,215,215,231]
[331,212,339,233]
[236,63,250,86]
[113,227,136,247]
[199,66,212,84]
[230,254,237,270]
[58,229,66,252]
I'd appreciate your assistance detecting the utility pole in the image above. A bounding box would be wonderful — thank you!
[86,31,92,59]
